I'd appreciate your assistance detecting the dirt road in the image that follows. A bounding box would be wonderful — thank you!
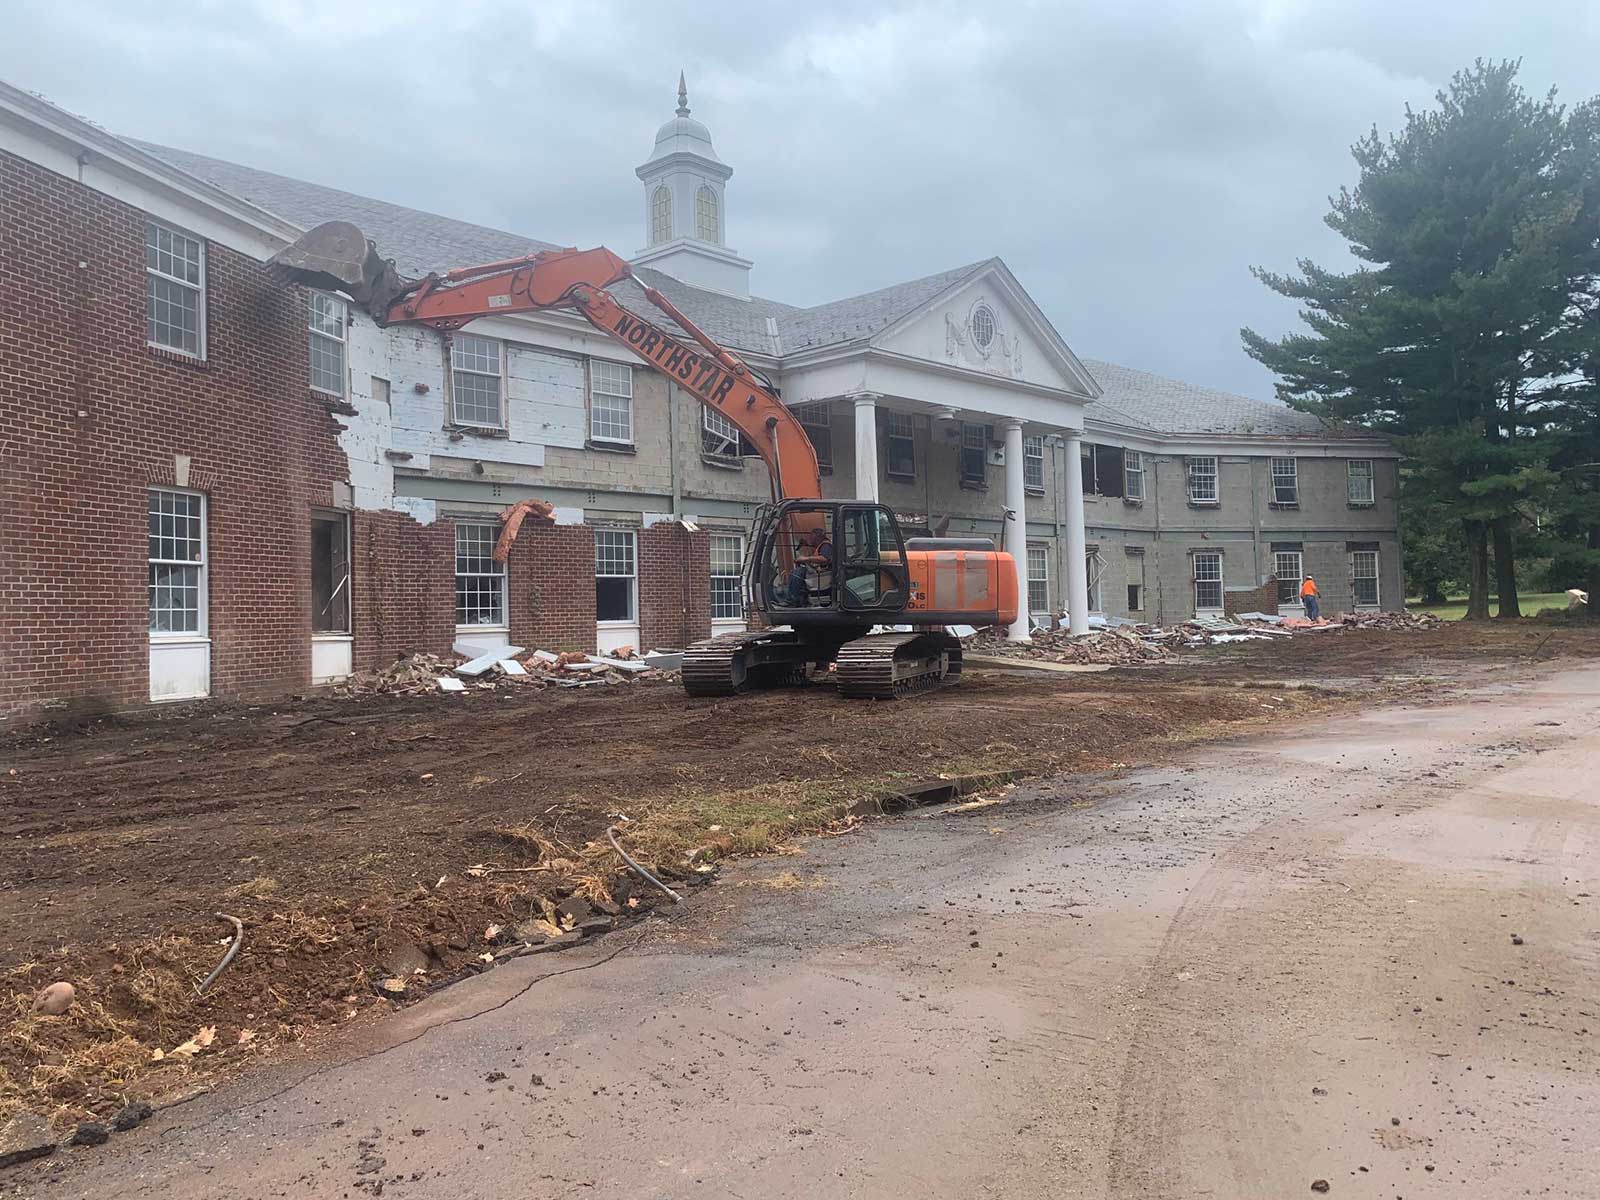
[13,656,1597,1198]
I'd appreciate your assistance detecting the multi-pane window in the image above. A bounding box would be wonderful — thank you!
[1271,457,1299,504]
[1351,550,1380,608]
[885,412,916,478]
[1023,434,1045,492]
[451,334,503,428]
[455,523,506,627]
[703,406,741,458]
[595,530,637,623]
[795,403,832,468]
[149,489,206,635]
[971,305,996,349]
[695,186,720,242]
[1026,544,1050,616]
[1187,456,1219,504]
[146,222,205,356]
[591,360,634,444]
[650,186,673,245]
[309,293,347,395]
[961,422,987,483]
[1348,459,1375,505]
[1124,449,1145,501]
[1193,551,1223,612]
[1274,549,1304,607]
[710,533,744,621]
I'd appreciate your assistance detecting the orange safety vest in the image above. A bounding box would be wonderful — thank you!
[1300,579,1319,599]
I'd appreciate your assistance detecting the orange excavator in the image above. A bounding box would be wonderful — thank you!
[269,222,1018,699]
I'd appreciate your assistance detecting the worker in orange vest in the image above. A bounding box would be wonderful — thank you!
[1300,574,1321,621]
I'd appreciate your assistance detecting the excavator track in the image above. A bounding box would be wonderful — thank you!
[835,631,961,700]
[681,630,809,697]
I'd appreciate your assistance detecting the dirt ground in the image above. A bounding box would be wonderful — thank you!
[1,619,1593,1133]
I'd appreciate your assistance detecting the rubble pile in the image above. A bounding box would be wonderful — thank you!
[338,645,682,697]
[1331,609,1441,631]
[965,625,1176,665]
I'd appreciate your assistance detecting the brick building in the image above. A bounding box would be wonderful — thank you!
[1,78,1398,717]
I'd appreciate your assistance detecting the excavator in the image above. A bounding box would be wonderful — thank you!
[268,222,1018,699]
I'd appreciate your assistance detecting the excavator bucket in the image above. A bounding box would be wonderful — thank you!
[268,221,411,323]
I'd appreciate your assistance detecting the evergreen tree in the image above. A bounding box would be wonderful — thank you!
[1243,61,1600,619]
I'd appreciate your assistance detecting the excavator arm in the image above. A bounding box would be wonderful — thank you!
[270,221,821,502]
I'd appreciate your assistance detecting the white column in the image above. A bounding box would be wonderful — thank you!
[1062,430,1090,636]
[853,395,879,502]
[1003,419,1030,642]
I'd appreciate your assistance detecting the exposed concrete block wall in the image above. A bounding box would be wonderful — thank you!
[0,148,348,717]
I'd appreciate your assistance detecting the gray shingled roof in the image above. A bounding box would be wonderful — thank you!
[133,140,986,361]
[1082,358,1362,439]
[132,141,557,278]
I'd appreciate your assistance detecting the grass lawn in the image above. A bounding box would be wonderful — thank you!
[1408,591,1570,620]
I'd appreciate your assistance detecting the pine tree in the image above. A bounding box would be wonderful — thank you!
[1243,61,1600,619]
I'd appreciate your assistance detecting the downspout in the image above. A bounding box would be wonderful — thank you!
[1250,457,1263,585]
[1151,456,1163,623]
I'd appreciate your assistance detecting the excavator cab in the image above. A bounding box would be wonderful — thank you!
[752,501,911,624]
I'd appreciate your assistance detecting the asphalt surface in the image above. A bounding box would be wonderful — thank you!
[13,662,1600,1199]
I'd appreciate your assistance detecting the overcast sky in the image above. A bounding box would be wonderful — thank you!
[4,0,1597,398]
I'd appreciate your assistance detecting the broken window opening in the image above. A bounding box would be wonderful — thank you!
[311,513,352,634]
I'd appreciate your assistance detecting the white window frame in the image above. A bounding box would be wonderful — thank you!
[148,488,208,639]
[1187,456,1219,504]
[308,292,348,396]
[311,510,353,635]
[1023,434,1045,492]
[1124,449,1145,501]
[454,522,508,630]
[702,406,743,459]
[961,422,988,484]
[650,185,673,245]
[710,533,745,622]
[1348,459,1375,505]
[695,185,720,243]
[1271,457,1299,505]
[885,411,916,479]
[1193,550,1224,613]
[1351,549,1381,609]
[145,221,206,359]
[595,529,638,625]
[1025,543,1050,616]
[590,359,634,445]
[795,402,832,469]
[1274,550,1304,608]
[451,334,505,429]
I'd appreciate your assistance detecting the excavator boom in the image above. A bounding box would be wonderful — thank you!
[269,222,820,501]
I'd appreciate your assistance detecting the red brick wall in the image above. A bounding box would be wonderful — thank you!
[351,511,456,670]
[0,149,348,716]
[639,524,712,650]
[507,523,598,653]
[1224,576,1280,618]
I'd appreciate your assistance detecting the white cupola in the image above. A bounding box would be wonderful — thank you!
[632,73,753,298]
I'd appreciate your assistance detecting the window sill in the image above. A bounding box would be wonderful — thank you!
[1347,501,1376,509]
[587,439,637,455]
[312,632,354,642]
[318,394,359,417]
[1269,501,1301,511]
[148,344,209,369]
[701,454,745,471]
[1024,486,1045,498]
[149,633,211,645]
[1187,500,1220,508]
[1123,497,1145,507]
[887,472,917,484]
[448,424,508,439]
[596,618,640,628]
[455,624,509,635]
[959,479,988,492]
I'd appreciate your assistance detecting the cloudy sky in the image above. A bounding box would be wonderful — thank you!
[4,0,1596,397]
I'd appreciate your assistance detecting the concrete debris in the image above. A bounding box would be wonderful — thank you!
[337,648,682,698]
[0,1111,56,1168]
[962,606,1441,666]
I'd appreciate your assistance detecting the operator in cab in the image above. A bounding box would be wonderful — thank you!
[782,528,834,607]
